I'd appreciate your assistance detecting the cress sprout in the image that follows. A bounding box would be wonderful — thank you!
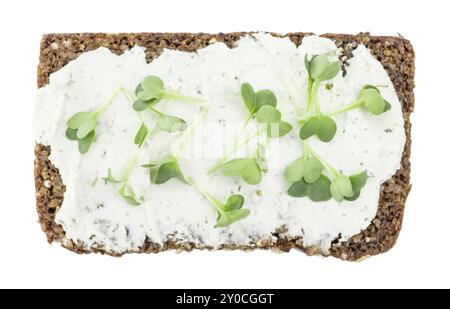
[207,82,292,184]
[187,177,250,227]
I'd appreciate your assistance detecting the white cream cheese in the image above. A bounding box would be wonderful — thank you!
[33,33,405,253]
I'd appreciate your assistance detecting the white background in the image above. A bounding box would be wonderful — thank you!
[0,0,448,289]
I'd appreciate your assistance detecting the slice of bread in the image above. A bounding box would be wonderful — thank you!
[34,32,414,261]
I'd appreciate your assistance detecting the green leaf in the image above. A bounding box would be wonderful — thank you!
[215,209,250,228]
[65,128,79,140]
[67,114,96,153]
[132,99,152,111]
[142,75,164,91]
[288,175,332,202]
[287,178,309,197]
[223,194,245,211]
[268,120,293,138]
[241,159,262,185]
[78,130,95,154]
[68,112,95,129]
[344,171,368,201]
[349,170,368,190]
[137,89,161,101]
[336,176,354,197]
[284,159,305,182]
[102,168,123,184]
[358,85,391,115]
[299,116,337,142]
[255,105,281,124]
[330,181,344,202]
[76,116,97,139]
[155,114,187,133]
[241,82,256,113]
[135,83,144,95]
[187,177,250,228]
[304,54,311,73]
[255,106,292,138]
[118,185,141,206]
[277,121,293,137]
[320,60,342,81]
[331,176,354,202]
[308,54,341,81]
[383,100,392,112]
[255,89,277,110]
[220,158,251,176]
[121,195,141,206]
[362,84,380,93]
[303,157,323,184]
[309,54,329,80]
[147,157,187,185]
[307,175,332,202]
[134,122,148,147]
[219,158,262,185]
[344,189,361,201]
[299,117,321,140]
[362,89,386,115]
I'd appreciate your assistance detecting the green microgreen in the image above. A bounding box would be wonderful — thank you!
[103,153,141,206]
[132,75,205,112]
[66,111,99,153]
[285,140,367,203]
[287,175,332,202]
[255,105,293,138]
[103,168,123,183]
[117,185,141,206]
[299,53,342,143]
[343,171,368,201]
[299,115,337,142]
[358,85,392,115]
[142,155,187,185]
[66,115,100,153]
[148,108,188,137]
[298,84,392,124]
[305,54,342,82]
[329,175,354,202]
[208,82,292,177]
[65,87,141,154]
[138,105,249,227]
[218,158,262,185]
[285,54,388,203]
[134,122,149,147]
[187,177,250,227]
[66,127,95,154]
[284,156,323,184]
[285,142,331,202]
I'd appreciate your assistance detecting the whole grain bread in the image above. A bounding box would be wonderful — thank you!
[35,32,414,261]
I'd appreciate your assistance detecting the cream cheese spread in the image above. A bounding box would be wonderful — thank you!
[33,33,405,253]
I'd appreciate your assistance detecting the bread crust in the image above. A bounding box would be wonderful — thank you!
[35,32,414,260]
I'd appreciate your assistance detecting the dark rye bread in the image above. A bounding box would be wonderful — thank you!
[35,32,414,261]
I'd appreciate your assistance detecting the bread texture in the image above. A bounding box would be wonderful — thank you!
[35,32,414,261]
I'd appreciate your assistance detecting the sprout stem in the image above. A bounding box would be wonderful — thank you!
[94,87,125,115]
[306,78,313,113]
[297,98,365,124]
[311,80,322,115]
[163,91,205,104]
[207,131,259,174]
[306,145,340,179]
[326,99,364,117]
[187,177,224,212]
